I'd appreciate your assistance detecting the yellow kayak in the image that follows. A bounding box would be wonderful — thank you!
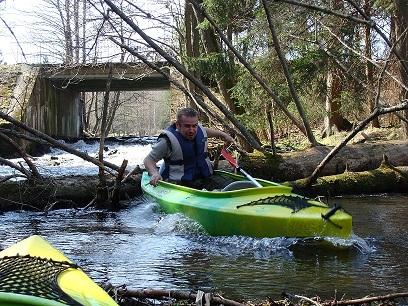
[0,235,119,306]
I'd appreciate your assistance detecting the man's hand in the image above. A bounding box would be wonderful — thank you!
[149,173,163,186]
[221,133,234,146]
[144,156,163,186]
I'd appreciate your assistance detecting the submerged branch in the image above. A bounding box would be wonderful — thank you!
[322,291,408,305]
[0,131,41,180]
[111,287,246,306]
[0,157,31,178]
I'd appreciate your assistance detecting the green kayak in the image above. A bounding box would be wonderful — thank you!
[141,170,352,238]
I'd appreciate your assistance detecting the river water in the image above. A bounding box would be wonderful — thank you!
[0,141,407,301]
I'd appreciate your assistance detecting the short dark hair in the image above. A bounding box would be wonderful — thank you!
[176,107,198,121]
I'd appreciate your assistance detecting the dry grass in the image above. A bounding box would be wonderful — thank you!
[274,127,405,152]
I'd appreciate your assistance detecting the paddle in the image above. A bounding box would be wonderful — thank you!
[220,147,262,187]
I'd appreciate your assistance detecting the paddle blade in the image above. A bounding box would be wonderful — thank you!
[221,148,238,168]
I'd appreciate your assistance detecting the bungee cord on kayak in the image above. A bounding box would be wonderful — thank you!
[0,255,82,305]
[236,194,324,212]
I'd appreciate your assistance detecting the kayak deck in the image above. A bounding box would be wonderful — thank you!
[141,170,352,238]
[0,235,119,306]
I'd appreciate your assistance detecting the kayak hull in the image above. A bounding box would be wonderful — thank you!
[141,171,352,238]
[0,235,119,306]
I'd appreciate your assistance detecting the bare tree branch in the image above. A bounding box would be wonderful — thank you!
[345,0,408,76]
[0,157,31,178]
[262,0,317,145]
[322,291,408,305]
[0,174,27,183]
[0,128,50,145]
[103,0,262,151]
[0,132,41,180]
[98,62,113,185]
[114,288,246,306]
[109,37,241,138]
[274,0,370,25]
[124,0,184,39]
[0,111,120,173]
[320,21,408,91]
[0,16,27,62]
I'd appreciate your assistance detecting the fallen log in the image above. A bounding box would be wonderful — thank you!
[0,174,142,211]
[104,286,246,306]
[291,163,408,197]
[238,140,408,182]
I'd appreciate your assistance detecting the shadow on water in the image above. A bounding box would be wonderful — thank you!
[0,194,407,301]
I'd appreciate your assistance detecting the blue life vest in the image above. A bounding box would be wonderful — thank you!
[159,123,213,181]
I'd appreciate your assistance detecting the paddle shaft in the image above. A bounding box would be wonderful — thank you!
[221,148,262,187]
[237,167,263,187]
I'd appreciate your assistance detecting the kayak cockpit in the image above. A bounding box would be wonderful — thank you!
[221,180,258,191]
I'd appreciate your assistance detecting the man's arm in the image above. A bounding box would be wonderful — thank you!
[205,128,234,145]
[143,138,169,186]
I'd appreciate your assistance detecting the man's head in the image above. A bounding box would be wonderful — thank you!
[175,107,199,140]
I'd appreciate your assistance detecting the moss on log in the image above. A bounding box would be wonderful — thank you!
[289,164,408,197]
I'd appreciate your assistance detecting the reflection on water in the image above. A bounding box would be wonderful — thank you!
[0,194,407,301]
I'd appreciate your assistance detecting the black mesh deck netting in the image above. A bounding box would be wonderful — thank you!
[0,254,84,305]
[237,195,322,212]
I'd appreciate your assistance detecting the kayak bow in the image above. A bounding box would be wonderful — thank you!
[0,235,119,306]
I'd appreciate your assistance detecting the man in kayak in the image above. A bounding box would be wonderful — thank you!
[144,107,234,189]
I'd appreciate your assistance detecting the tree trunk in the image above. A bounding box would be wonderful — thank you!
[64,0,73,64]
[292,164,408,197]
[74,0,80,63]
[323,65,352,137]
[192,1,237,113]
[105,91,121,136]
[322,0,352,137]
[364,0,379,128]
[82,0,87,63]
[262,0,317,146]
[394,0,408,138]
[184,1,201,109]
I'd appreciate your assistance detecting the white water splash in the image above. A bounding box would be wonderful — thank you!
[0,138,154,177]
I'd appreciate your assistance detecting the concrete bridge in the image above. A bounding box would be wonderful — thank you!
[10,62,171,138]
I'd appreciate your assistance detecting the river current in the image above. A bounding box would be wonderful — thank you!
[0,140,407,301]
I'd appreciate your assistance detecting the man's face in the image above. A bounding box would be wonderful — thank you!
[176,115,199,140]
